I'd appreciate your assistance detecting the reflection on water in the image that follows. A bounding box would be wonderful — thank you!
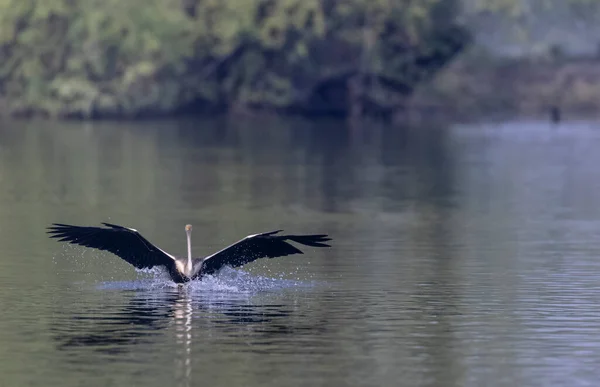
[1,118,600,386]
[53,272,304,355]
[52,274,323,387]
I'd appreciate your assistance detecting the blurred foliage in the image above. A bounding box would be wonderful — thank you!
[463,0,600,55]
[466,0,600,15]
[0,0,469,118]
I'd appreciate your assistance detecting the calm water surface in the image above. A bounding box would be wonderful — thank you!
[1,118,600,386]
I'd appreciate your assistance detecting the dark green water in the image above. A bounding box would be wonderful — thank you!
[1,118,600,387]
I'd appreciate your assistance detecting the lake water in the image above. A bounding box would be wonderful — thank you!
[1,117,600,387]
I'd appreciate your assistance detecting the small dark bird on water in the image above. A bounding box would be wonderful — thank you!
[47,223,331,284]
[550,105,561,123]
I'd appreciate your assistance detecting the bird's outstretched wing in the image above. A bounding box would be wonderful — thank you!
[199,230,331,276]
[47,223,177,270]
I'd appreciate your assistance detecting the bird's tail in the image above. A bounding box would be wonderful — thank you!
[285,234,331,248]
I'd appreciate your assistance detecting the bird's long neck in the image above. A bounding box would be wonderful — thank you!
[186,232,192,274]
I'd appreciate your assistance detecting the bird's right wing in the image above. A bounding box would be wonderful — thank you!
[198,230,331,276]
[47,223,177,270]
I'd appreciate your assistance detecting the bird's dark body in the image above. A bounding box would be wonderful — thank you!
[47,222,331,283]
[167,262,193,283]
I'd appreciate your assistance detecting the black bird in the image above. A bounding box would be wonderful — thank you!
[550,105,561,123]
[47,223,331,283]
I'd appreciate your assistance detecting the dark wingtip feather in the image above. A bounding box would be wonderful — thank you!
[47,223,73,236]
[287,234,332,248]
[47,223,68,230]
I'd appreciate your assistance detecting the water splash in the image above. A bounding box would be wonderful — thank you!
[97,266,317,293]
[188,267,309,293]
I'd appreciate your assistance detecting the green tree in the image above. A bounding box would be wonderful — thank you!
[0,0,470,119]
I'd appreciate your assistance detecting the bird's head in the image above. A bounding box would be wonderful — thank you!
[185,224,192,233]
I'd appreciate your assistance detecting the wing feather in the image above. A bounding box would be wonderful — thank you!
[47,223,176,270]
[199,230,331,276]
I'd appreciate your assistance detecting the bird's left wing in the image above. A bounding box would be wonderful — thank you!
[199,230,331,276]
[47,223,177,270]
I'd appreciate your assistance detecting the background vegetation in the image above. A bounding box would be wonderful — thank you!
[2,0,597,120]
[407,0,600,120]
[0,0,469,119]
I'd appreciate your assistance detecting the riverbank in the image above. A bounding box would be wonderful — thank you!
[4,54,599,125]
[408,53,600,122]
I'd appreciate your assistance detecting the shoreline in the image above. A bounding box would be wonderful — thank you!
[3,55,599,125]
